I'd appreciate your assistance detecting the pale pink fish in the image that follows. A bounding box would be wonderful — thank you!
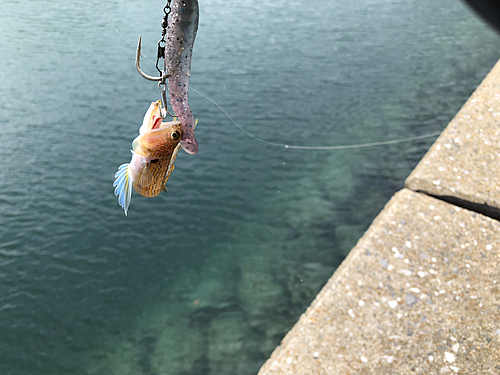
[113,101,183,215]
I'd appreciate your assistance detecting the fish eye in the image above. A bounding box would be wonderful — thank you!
[171,130,180,140]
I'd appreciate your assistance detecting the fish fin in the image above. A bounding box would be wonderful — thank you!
[113,163,133,216]
[138,164,154,188]
[132,135,149,156]
[164,143,182,188]
[132,136,140,152]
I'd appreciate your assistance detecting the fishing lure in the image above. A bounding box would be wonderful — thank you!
[114,101,183,215]
[165,0,199,155]
[136,0,200,154]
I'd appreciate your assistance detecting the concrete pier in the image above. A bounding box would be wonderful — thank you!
[258,60,500,374]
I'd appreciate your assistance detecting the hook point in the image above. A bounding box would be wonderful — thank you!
[136,36,163,82]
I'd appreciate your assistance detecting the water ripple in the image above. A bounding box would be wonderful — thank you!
[0,0,499,374]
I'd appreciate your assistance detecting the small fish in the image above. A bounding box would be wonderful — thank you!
[114,100,183,215]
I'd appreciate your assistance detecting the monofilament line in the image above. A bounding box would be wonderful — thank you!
[97,0,156,65]
[98,2,442,150]
[192,88,441,150]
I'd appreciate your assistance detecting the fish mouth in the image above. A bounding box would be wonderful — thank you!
[141,100,183,136]
[151,114,163,130]
[148,101,163,130]
[148,101,181,132]
[140,100,163,132]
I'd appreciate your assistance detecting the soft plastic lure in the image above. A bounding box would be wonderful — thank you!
[114,101,183,215]
[165,0,199,155]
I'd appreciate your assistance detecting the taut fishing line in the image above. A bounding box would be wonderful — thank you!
[191,88,441,150]
[98,0,441,150]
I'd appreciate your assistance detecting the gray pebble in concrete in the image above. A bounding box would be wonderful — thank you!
[405,293,419,307]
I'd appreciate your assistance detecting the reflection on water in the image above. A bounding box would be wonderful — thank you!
[1,0,499,374]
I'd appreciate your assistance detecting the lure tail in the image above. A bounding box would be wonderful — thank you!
[113,163,133,216]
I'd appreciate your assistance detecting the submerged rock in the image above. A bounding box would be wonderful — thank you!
[260,318,293,356]
[86,340,143,375]
[138,335,158,374]
[238,254,289,328]
[335,224,366,255]
[286,262,335,309]
[188,297,239,328]
[188,251,239,311]
[151,323,205,375]
[207,312,263,375]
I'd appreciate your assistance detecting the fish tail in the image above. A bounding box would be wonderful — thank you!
[113,163,133,216]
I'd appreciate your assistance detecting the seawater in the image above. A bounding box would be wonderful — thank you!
[1,0,499,374]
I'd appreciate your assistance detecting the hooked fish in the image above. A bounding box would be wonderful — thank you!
[166,0,199,155]
[114,100,183,215]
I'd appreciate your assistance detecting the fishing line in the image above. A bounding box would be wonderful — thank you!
[97,0,156,66]
[191,88,441,150]
[98,1,442,150]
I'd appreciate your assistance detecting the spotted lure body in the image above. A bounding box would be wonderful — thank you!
[114,101,183,215]
[166,0,199,155]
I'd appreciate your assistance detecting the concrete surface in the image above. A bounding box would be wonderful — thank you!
[258,189,500,375]
[257,60,500,375]
[406,59,500,215]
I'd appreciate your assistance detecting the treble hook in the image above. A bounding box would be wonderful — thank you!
[136,36,169,82]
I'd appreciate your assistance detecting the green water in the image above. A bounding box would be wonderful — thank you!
[1,0,499,374]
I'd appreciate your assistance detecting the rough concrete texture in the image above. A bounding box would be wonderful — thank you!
[258,189,500,375]
[406,59,500,211]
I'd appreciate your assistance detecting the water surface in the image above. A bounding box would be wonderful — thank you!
[1,0,499,374]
